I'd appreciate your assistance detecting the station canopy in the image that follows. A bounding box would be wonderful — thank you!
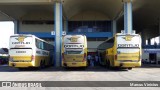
[0,0,160,33]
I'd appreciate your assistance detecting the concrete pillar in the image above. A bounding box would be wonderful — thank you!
[123,0,133,34]
[112,20,117,36]
[14,20,19,34]
[54,1,63,67]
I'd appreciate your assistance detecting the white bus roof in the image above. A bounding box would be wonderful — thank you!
[10,34,53,45]
[64,35,86,37]
[10,34,34,37]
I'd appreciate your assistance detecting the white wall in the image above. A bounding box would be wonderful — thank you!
[70,11,110,21]
[21,12,53,21]
[19,12,54,33]
[19,23,54,32]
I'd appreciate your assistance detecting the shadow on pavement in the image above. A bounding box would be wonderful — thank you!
[141,64,160,68]
[1,64,160,73]
[0,65,129,72]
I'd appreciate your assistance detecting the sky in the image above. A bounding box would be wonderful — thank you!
[0,21,14,48]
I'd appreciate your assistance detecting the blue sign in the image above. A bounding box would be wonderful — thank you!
[144,49,160,53]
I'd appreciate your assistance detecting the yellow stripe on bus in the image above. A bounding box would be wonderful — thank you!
[11,56,31,61]
[9,56,50,67]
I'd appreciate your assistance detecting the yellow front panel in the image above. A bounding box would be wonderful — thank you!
[63,61,87,67]
[11,56,32,61]
[114,61,141,67]
[9,61,34,68]
[64,54,84,62]
[117,53,140,60]
[9,56,50,68]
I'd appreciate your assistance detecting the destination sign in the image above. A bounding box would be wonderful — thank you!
[118,44,139,47]
[12,42,31,44]
[16,51,26,53]
[64,45,84,48]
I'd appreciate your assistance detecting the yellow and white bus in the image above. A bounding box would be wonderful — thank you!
[9,34,54,69]
[62,35,87,67]
[97,31,142,70]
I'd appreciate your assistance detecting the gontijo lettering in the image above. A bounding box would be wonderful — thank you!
[12,36,31,44]
[64,44,84,48]
[118,44,139,47]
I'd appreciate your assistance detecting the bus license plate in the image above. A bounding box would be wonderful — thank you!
[72,63,76,65]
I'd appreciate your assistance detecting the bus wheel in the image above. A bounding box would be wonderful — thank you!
[18,68,25,71]
[43,61,46,68]
[39,61,43,69]
[42,61,45,68]
[106,60,110,69]
[128,67,132,70]
[82,67,87,70]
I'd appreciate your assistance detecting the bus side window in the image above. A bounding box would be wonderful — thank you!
[45,43,47,50]
[36,39,43,50]
[36,39,40,49]
[39,42,41,49]
[41,42,44,50]
[45,43,48,50]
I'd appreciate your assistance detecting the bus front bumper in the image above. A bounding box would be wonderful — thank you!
[9,61,35,68]
[114,61,141,68]
[63,62,87,67]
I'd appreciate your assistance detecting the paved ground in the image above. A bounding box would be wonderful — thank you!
[0,65,160,90]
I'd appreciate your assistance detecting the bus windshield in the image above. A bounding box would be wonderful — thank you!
[66,51,83,54]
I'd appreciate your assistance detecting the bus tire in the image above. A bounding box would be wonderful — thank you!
[128,67,132,70]
[82,67,87,70]
[108,61,113,70]
[42,60,45,68]
[43,61,46,68]
[106,60,110,69]
[39,61,43,69]
[18,68,25,71]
